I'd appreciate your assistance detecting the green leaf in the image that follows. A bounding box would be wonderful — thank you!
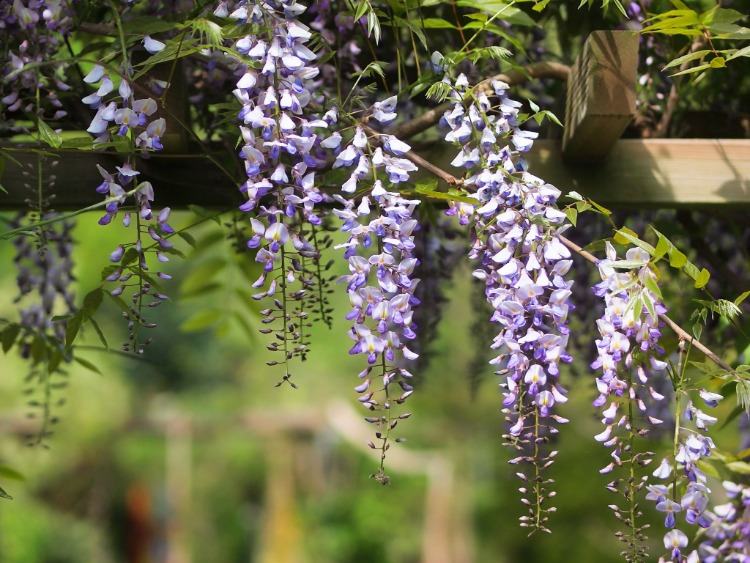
[36,119,62,149]
[564,207,578,226]
[614,227,655,255]
[734,290,750,306]
[589,200,612,216]
[83,288,104,317]
[456,0,536,26]
[177,232,197,248]
[180,309,222,332]
[697,459,720,478]
[662,49,711,70]
[1,324,21,353]
[425,81,452,102]
[728,45,750,61]
[420,17,457,29]
[74,356,102,375]
[88,317,109,349]
[0,485,12,500]
[133,38,202,79]
[65,311,84,348]
[726,460,750,475]
[701,7,745,26]
[694,268,711,289]
[695,298,741,320]
[709,56,726,69]
[0,466,24,482]
[644,275,663,300]
[668,247,687,268]
[653,234,670,260]
[414,182,476,205]
[670,63,711,77]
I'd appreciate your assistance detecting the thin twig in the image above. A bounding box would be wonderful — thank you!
[397,142,734,373]
[361,124,462,185]
[653,38,704,138]
[558,236,733,372]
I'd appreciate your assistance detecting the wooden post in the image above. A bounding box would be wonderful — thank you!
[258,439,306,563]
[165,415,192,563]
[563,30,639,161]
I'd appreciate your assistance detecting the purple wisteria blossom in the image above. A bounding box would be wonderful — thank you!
[0,1,73,125]
[441,74,574,531]
[80,16,173,354]
[649,382,723,560]
[331,104,420,483]
[224,0,336,381]
[11,206,76,446]
[695,481,750,561]
[11,212,76,354]
[592,242,668,556]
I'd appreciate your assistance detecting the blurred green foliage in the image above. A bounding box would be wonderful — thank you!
[0,212,743,563]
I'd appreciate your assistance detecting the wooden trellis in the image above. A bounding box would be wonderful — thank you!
[1,31,749,210]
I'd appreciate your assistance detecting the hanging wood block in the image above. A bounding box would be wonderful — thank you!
[562,30,640,161]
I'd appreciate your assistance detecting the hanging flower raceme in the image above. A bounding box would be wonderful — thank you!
[591,242,668,558]
[648,384,723,560]
[696,480,750,561]
[441,74,574,531]
[223,0,337,383]
[11,213,76,355]
[11,210,76,445]
[330,101,420,483]
[0,0,73,125]
[80,34,172,354]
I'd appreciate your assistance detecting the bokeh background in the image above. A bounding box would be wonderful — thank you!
[0,211,745,563]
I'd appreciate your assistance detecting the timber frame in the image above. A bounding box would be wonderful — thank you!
[1,31,749,211]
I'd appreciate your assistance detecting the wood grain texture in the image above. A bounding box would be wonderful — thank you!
[531,139,750,206]
[563,30,639,160]
[1,139,748,210]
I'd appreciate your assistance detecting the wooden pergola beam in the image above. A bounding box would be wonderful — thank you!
[530,138,750,207]
[0,148,241,210]
[562,30,639,160]
[2,138,749,211]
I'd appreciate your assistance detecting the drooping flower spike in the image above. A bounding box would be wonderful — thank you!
[0,0,74,124]
[591,242,668,557]
[223,0,338,383]
[81,6,173,354]
[441,73,574,532]
[331,101,420,483]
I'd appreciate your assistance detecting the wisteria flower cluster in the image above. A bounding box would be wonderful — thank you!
[0,0,73,125]
[441,73,574,531]
[331,106,420,482]
[592,242,669,557]
[649,385,723,561]
[81,47,172,353]
[696,481,750,561]
[11,212,76,355]
[221,0,338,383]
[10,205,76,446]
[1,2,749,559]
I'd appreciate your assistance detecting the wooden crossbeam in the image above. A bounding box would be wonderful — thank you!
[530,139,750,207]
[0,148,240,210]
[2,139,748,210]
[563,30,639,161]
